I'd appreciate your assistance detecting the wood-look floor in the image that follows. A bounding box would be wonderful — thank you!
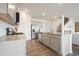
[67,44,79,56]
[26,39,59,56]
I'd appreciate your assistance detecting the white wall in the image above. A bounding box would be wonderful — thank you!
[18,11,31,41]
[32,19,51,32]
[44,20,51,32]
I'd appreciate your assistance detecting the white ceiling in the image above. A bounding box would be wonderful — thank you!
[19,3,79,20]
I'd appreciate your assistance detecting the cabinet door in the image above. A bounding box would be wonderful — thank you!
[8,3,17,21]
[38,33,42,42]
[51,35,61,52]
[45,34,51,47]
[41,34,46,44]
[51,36,57,51]
[55,36,61,52]
[41,34,51,47]
[55,37,59,52]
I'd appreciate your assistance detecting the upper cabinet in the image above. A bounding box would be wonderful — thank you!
[0,3,19,25]
[0,3,8,13]
[8,3,18,22]
[0,3,18,13]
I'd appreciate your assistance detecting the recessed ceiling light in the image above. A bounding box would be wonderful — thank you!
[42,12,46,16]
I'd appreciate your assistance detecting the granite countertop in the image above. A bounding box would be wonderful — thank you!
[40,32,61,36]
[50,33,61,36]
[0,34,26,41]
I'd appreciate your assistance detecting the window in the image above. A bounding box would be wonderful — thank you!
[75,22,79,32]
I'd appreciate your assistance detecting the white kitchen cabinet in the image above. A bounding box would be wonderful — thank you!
[0,3,17,13]
[38,33,42,42]
[41,33,46,44]
[41,33,51,47]
[51,35,61,53]
[41,33,61,54]
[51,35,56,51]
[0,35,26,56]
[0,3,18,21]
[8,3,18,22]
[45,34,51,47]
[0,4,7,13]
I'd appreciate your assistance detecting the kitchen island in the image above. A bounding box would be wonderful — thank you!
[38,32,62,55]
[0,34,26,56]
[38,32,72,56]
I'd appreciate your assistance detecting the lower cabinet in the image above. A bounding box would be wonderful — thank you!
[41,33,46,44]
[45,34,51,47]
[41,33,51,47]
[38,33,42,42]
[41,33,61,54]
[51,35,61,53]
